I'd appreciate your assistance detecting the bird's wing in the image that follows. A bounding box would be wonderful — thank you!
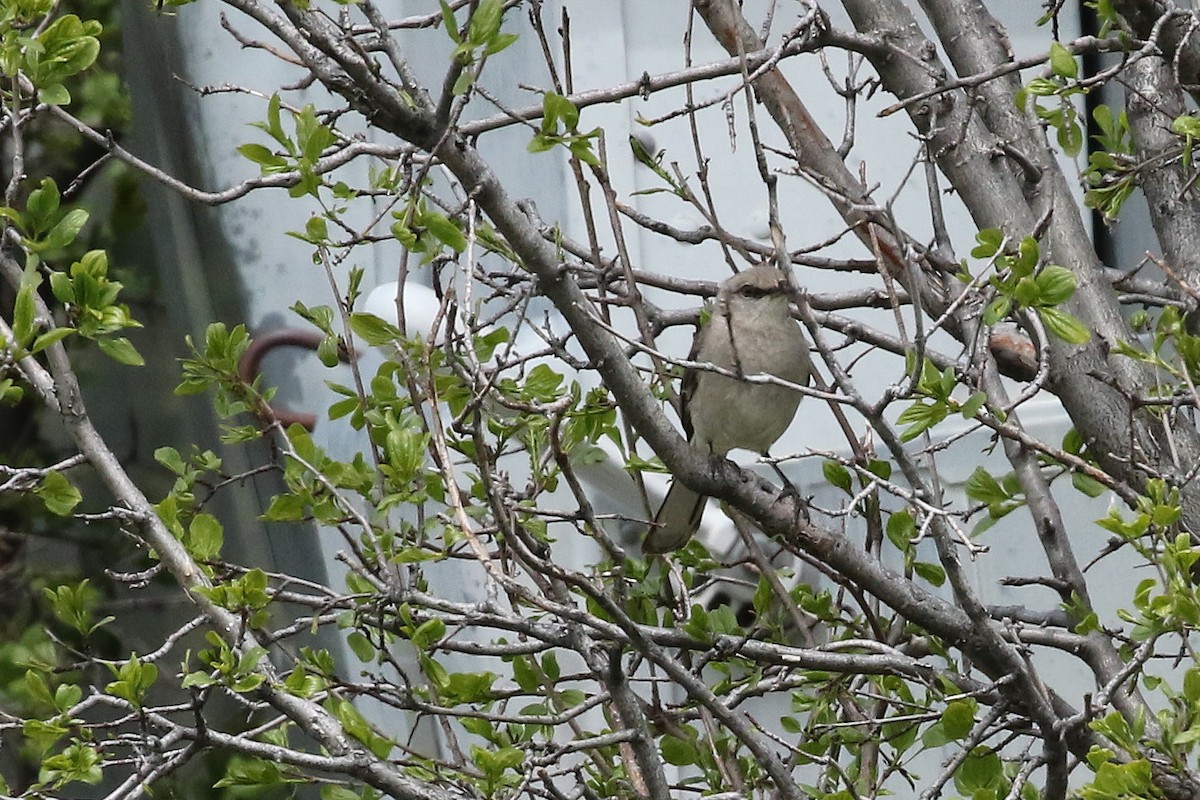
[679,318,709,441]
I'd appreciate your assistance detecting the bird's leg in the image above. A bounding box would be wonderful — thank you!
[765,453,810,525]
[702,440,739,482]
[712,453,755,491]
[765,453,794,492]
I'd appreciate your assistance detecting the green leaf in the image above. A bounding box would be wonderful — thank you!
[43,580,111,637]
[1184,667,1200,703]
[1058,117,1084,158]
[391,546,440,564]
[237,143,287,169]
[153,447,185,476]
[941,698,977,740]
[1014,237,1040,276]
[420,209,467,252]
[262,493,308,522]
[542,652,560,681]
[390,218,419,251]
[1173,114,1200,139]
[349,312,402,346]
[26,178,61,232]
[105,654,158,708]
[569,135,601,166]
[38,83,71,105]
[347,632,376,662]
[983,296,1011,325]
[321,787,371,800]
[12,283,36,346]
[524,363,564,400]
[213,758,291,788]
[865,459,892,480]
[1038,306,1090,344]
[1073,609,1101,634]
[527,133,555,154]
[897,401,946,441]
[1034,265,1076,305]
[966,467,1007,505]
[451,70,474,95]
[659,734,698,766]
[971,228,1004,259]
[36,471,81,516]
[542,92,579,132]
[1049,41,1078,79]
[41,208,89,250]
[822,460,852,494]
[411,618,446,650]
[25,670,58,711]
[439,0,461,43]
[913,561,946,586]
[35,15,101,78]
[31,327,73,354]
[304,216,328,243]
[40,741,103,787]
[959,391,987,419]
[474,326,511,361]
[48,270,74,302]
[188,513,224,560]
[956,748,1002,793]
[181,671,216,689]
[295,105,335,162]
[1025,77,1061,96]
[328,396,361,421]
[265,93,288,148]
[326,696,393,759]
[511,655,539,693]
[629,131,681,189]
[467,0,505,44]
[384,423,428,482]
[97,336,145,366]
[1071,471,1107,498]
[1014,276,1039,307]
[0,378,23,405]
[886,509,916,551]
[484,32,519,56]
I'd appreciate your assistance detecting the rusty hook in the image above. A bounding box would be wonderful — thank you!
[237,328,338,431]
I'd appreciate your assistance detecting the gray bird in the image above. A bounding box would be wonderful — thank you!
[643,265,812,554]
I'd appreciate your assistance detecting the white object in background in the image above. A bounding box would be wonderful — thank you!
[361,281,444,340]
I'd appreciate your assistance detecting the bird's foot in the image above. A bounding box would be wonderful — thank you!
[775,481,811,525]
[706,454,742,481]
[767,459,799,494]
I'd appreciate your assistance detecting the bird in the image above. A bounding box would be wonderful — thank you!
[643,265,812,554]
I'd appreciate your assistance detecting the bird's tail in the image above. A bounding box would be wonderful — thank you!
[643,480,706,554]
